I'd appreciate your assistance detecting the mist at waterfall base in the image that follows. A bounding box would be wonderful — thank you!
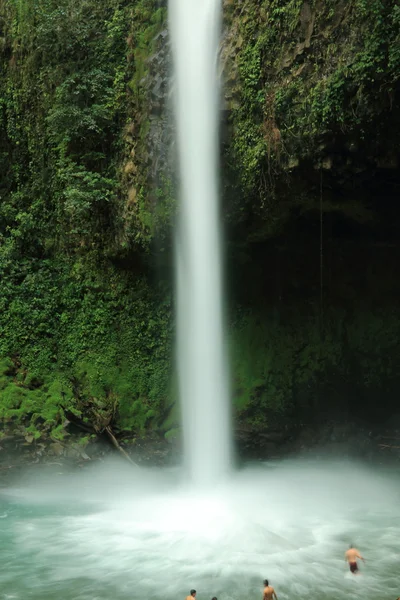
[1,457,399,600]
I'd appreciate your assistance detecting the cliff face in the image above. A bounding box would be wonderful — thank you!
[221,0,400,242]
[0,0,399,444]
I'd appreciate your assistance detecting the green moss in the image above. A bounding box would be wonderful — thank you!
[129,6,166,95]
[230,308,345,426]
[164,427,179,442]
[50,424,66,441]
[0,358,14,376]
[122,2,171,246]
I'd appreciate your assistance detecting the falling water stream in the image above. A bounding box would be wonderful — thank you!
[170,0,231,484]
[0,3,399,600]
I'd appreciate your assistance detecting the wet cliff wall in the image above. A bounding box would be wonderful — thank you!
[0,0,399,447]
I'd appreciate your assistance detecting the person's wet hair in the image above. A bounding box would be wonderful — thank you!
[190,591,196,597]
[211,597,217,600]
[264,580,269,587]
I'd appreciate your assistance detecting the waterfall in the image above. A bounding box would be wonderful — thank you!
[169,0,231,485]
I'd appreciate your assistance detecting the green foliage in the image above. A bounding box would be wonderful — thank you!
[228,1,304,192]
[1,0,399,440]
[122,1,171,246]
[275,1,400,150]
[0,358,14,377]
[129,4,166,98]
[226,0,400,232]
[230,305,400,427]
[0,262,172,433]
[0,378,60,426]
[0,0,172,436]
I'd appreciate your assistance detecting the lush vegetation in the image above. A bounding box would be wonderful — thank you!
[0,0,173,439]
[223,0,400,237]
[0,0,399,444]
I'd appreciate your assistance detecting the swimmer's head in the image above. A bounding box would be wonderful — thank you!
[190,591,196,597]
[349,543,354,548]
[264,580,269,587]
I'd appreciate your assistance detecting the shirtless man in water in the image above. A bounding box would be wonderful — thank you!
[263,579,278,600]
[345,544,365,574]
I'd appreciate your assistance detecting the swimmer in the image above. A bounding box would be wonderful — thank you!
[211,597,217,600]
[345,544,365,574]
[186,590,196,600]
[263,579,278,600]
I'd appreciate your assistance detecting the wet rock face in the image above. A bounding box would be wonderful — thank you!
[118,20,173,246]
[234,426,289,461]
[146,29,172,181]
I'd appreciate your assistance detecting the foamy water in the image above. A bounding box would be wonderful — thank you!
[1,457,399,600]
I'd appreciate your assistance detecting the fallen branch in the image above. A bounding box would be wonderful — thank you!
[104,426,139,467]
[61,405,139,466]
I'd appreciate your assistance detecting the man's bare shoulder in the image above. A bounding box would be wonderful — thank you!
[264,586,274,594]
